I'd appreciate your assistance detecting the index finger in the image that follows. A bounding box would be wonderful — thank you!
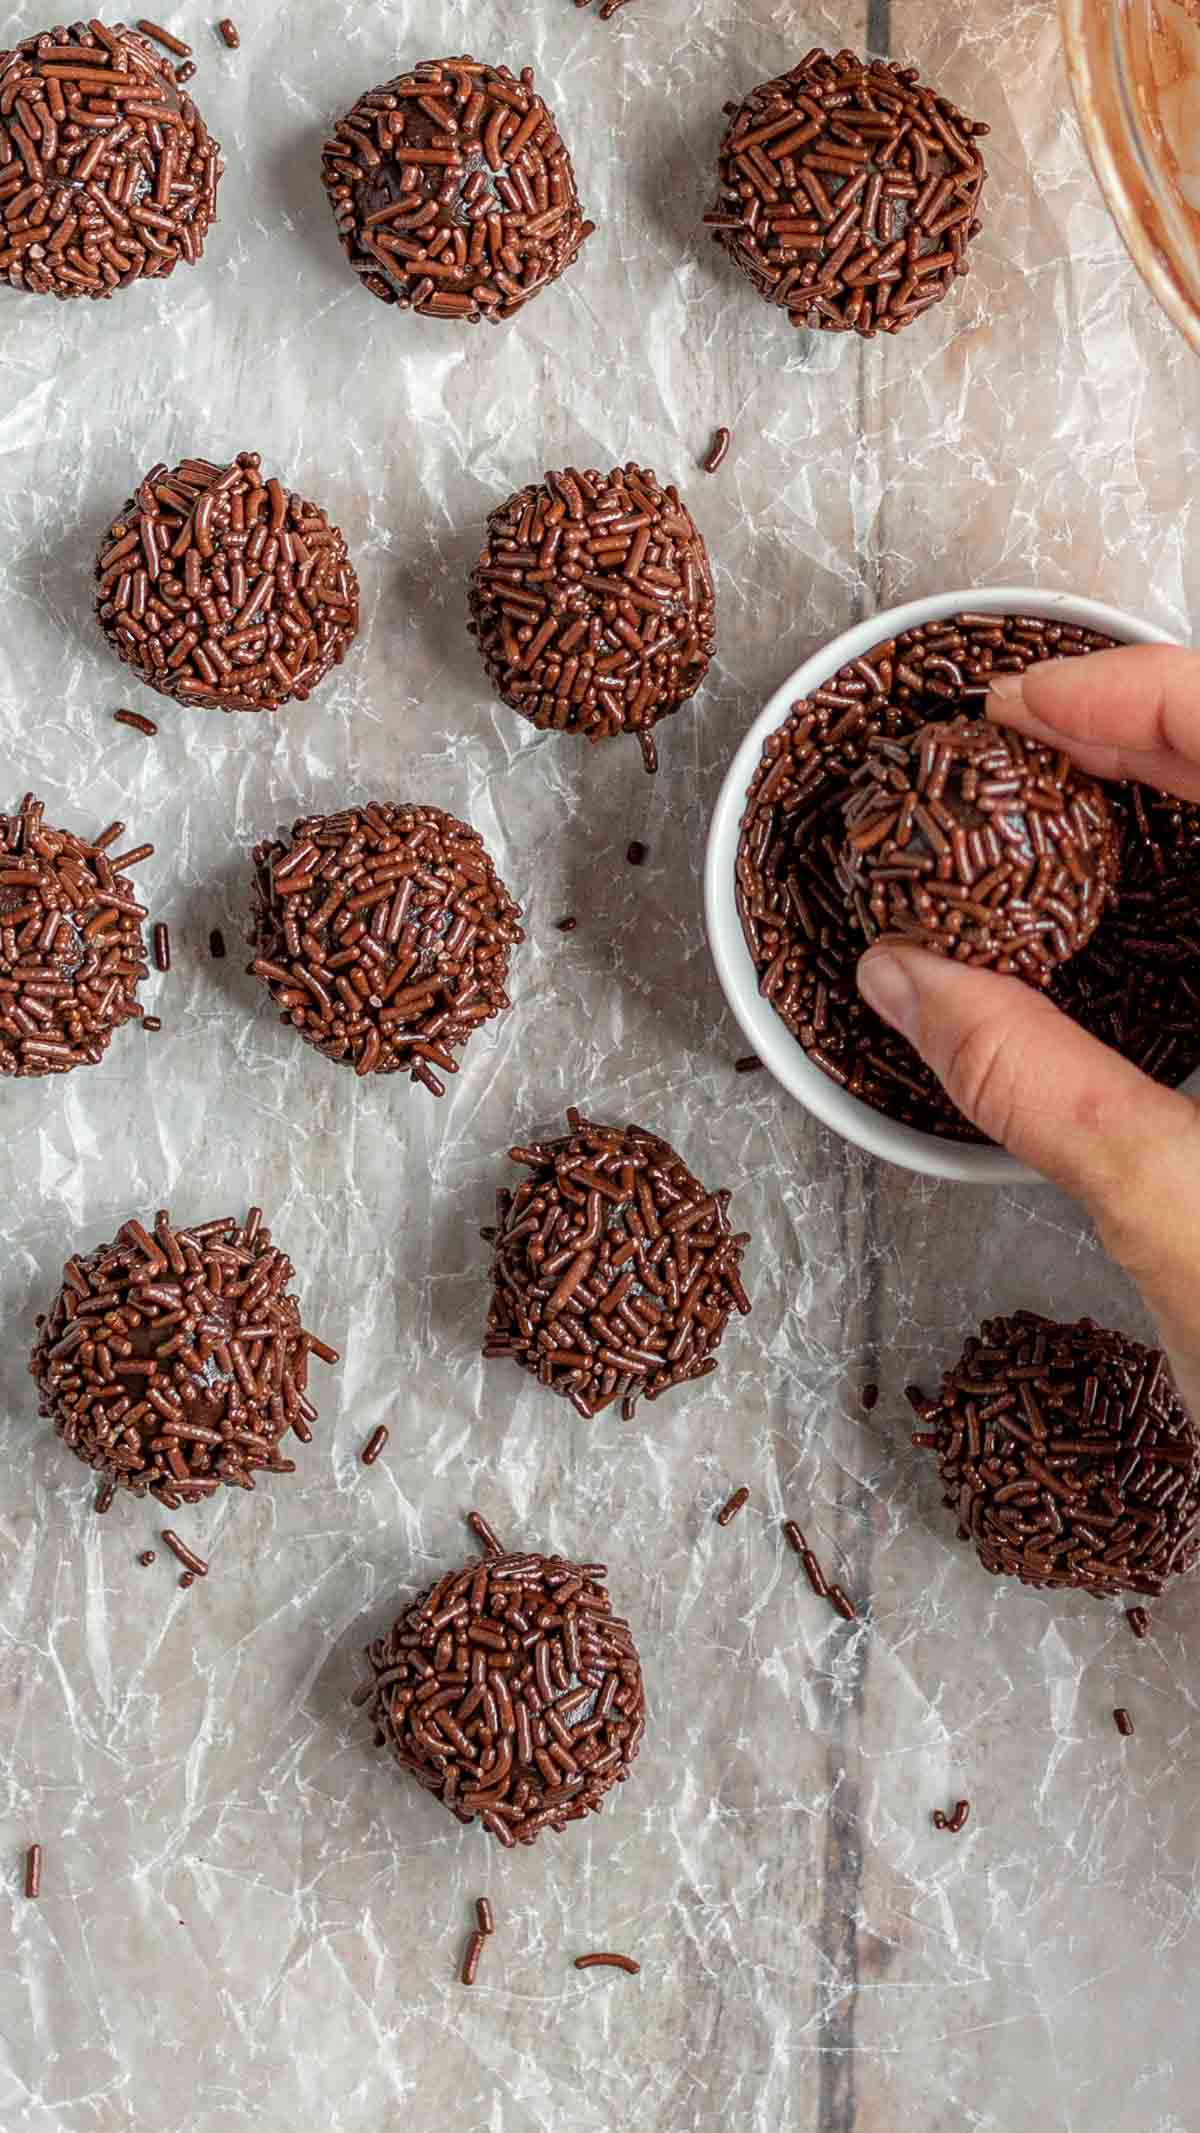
[987,642,1200,803]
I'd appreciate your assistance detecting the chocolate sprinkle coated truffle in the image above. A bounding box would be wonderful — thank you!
[736,612,1200,1141]
[483,1107,751,1418]
[0,795,151,1077]
[907,1311,1200,1597]
[361,1549,645,1846]
[250,802,523,1090]
[30,1206,336,1506]
[706,50,986,340]
[0,20,223,300]
[320,57,592,324]
[839,716,1118,983]
[94,451,360,714]
[468,464,715,772]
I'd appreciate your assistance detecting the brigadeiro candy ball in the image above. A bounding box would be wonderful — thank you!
[908,1312,1200,1597]
[482,1107,751,1416]
[94,451,360,714]
[320,56,593,324]
[249,802,524,1091]
[0,21,224,301]
[705,50,987,339]
[468,463,716,773]
[30,1207,339,1508]
[0,795,152,1077]
[838,716,1119,985]
[357,1542,646,1845]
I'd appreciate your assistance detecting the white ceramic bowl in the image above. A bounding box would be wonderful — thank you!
[704,586,1172,1183]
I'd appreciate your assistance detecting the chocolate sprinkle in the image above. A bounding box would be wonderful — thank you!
[162,1528,207,1576]
[138,1549,156,1565]
[460,1929,486,1984]
[1126,1606,1151,1639]
[702,426,731,474]
[361,1548,646,1846]
[1114,1707,1135,1736]
[839,716,1118,982]
[30,1206,336,1505]
[24,1844,41,1899]
[174,58,194,84]
[113,709,158,736]
[141,1014,162,1031]
[95,450,360,714]
[249,802,523,1089]
[321,57,593,324]
[467,1510,503,1556]
[908,1311,1200,1596]
[0,20,223,301]
[468,463,716,773]
[483,1106,751,1418]
[476,1896,494,1935]
[0,794,151,1078]
[556,915,578,932]
[137,20,191,58]
[626,841,647,867]
[734,1053,763,1075]
[716,1485,749,1526]
[208,927,226,959]
[216,18,239,48]
[575,1951,640,1974]
[153,921,170,973]
[361,1424,388,1466]
[736,611,1200,1140]
[706,50,986,340]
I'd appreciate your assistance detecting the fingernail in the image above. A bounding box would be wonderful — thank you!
[987,672,1025,706]
[856,950,920,1042]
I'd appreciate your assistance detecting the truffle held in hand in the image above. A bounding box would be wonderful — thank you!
[0,21,224,300]
[482,1108,751,1416]
[705,49,987,340]
[839,716,1119,984]
[0,796,151,1077]
[320,56,593,324]
[468,464,716,772]
[908,1311,1200,1597]
[30,1207,338,1506]
[249,802,524,1091]
[94,452,360,713]
[358,1548,645,1845]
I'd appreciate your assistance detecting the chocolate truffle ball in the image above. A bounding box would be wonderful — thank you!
[249,802,524,1091]
[94,451,360,714]
[839,716,1118,984]
[468,464,716,773]
[30,1206,338,1506]
[0,21,223,301]
[359,1547,645,1844]
[908,1311,1200,1597]
[320,56,593,325]
[0,795,152,1077]
[705,50,987,340]
[482,1107,751,1416]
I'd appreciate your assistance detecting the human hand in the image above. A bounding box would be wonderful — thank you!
[855,644,1200,1414]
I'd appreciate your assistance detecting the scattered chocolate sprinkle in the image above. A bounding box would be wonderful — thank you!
[0,794,151,1078]
[153,921,170,973]
[909,1311,1200,1595]
[716,1485,749,1526]
[137,19,192,57]
[734,1054,763,1075]
[476,1896,494,1935]
[208,928,226,959]
[138,1549,156,1566]
[113,709,159,737]
[839,715,1118,982]
[556,915,578,932]
[1126,1606,1151,1640]
[361,1424,388,1466]
[783,1520,829,1596]
[95,1478,116,1514]
[30,1206,336,1505]
[321,57,593,324]
[162,1529,208,1577]
[95,450,359,716]
[483,1107,751,1418]
[175,58,195,83]
[736,612,1200,1139]
[249,802,523,1089]
[0,22,223,302]
[179,1570,194,1588]
[1114,1707,1135,1735]
[574,0,635,19]
[827,1583,857,1622]
[24,1844,41,1899]
[361,1548,645,1845]
[467,1509,503,1555]
[702,426,731,474]
[949,1798,970,1831]
[469,464,715,774]
[862,1383,879,1411]
[461,1929,486,1985]
[626,841,648,867]
[216,18,239,48]
[932,1809,948,1829]
[141,1015,162,1031]
[706,50,987,340]
[575,1951,640,1975]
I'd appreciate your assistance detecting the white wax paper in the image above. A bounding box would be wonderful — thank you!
[2,2,1199,2129]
